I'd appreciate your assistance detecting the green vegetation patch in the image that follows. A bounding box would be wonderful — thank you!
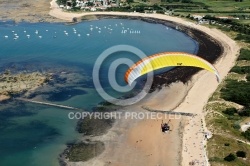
[237,49,250,61]
[207,135,250,165]
[223,107,238,116]
[224,153,236,162]
[230,66,250,74]
[242,128,250,141]
[77,116,114,136]
[192,0,250,12]
[221,80,250,107]
[67,141,105,162]
[236,150,247,158]
[235,34,250,43]
[76,103,120,136]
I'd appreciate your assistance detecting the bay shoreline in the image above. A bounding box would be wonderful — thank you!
[58,14,225,166]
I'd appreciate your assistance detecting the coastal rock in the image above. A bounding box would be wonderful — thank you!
[0,71,49,101]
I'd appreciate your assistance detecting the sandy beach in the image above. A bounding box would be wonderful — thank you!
[64,94,186,166]
[48,2,240,166]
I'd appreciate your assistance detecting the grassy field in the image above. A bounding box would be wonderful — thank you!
[205,48,250,165]
[207,135,250,166]
[193,0,250,12]
[235,19,250,24]
[157,0,250,12]
[137,0,250,25]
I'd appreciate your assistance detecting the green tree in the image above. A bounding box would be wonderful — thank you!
[242,128,250,141]
[247,74,250,81]
[238,108,250,116]
[224,153,236,162]
[223,107,237,116]
[221,80,250,107]
[86,2,94,6]
[236,151,246,158]
[237,49,250,61]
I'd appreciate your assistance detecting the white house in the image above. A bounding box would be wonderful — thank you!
[192,14,204,20]
[66,6,72,9]
[90,7,97,11]
[75,0,85,7]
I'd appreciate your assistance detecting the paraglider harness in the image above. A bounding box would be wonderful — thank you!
[161,120,170,133]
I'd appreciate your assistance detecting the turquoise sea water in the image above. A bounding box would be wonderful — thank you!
[0,19,198,166]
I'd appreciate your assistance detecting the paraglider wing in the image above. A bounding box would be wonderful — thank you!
[124,52,220,85]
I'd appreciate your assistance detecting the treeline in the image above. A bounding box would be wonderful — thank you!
[237,49,250,60]
[106,6,133,12]
[107,4,163,13]
[230,66,250,75]
[199,15,250,36]
[221,80,250,107]
[235,34,250,43]
[223,107,250,117]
